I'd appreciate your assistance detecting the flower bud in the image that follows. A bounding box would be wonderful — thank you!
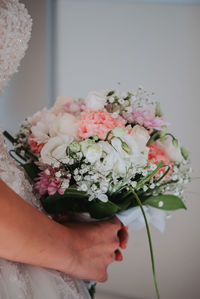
[69,142,81,153]
[122,141,131,153]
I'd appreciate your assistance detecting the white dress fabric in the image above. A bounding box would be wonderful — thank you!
[0,1,90,298]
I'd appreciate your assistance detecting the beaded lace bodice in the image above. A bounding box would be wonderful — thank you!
[0,1,90,298]
[0,0,32,93]
[0,128,40,208]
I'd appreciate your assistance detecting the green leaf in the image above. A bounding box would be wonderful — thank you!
[22,163,40,180]
[88,200,119,219]
[116,197,132,210]
[144,194,187,210]
[3,131,16,144]
[113,190,136,210]
[107,90,115,97]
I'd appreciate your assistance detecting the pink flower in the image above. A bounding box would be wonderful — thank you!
[28,134,44,154]
[34,167,70,196]
[123,107,167,131]
[63,100,86,116]
[77,109,126,140]
[148,142,173,180]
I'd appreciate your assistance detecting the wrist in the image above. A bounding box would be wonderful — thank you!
[48,222,75,275]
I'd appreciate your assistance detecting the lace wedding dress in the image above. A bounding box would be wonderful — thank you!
[0,1,90,298]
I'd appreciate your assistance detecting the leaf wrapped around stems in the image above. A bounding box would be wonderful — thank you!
[41,187,88,214]
[88,200,119,219]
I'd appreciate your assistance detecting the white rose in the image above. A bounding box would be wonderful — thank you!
[113,156,127,176]
[85,90,107,111]
[128,125,150,166]
[98,142,116,172]
[85,144,102,164]
[40,136,73,165]
[81,140,102,164]
[28,108,48,126]
[111,126,149,168]
[52,94,74,112]
[30,111,56,144]
[158,138,183,163]
[50,113,78,138]
[99,141,127,176]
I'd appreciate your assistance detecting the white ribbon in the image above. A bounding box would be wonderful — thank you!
[117,205,166,233]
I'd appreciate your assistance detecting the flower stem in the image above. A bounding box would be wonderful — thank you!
[130,187,160,299]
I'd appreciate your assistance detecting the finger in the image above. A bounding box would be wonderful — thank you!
[118,227,129,249]
[98,216,121,232]
[115,249,123,262]
[98,271,108,282]
[109,216,122,229]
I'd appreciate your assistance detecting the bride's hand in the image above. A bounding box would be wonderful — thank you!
[62,217,128,282]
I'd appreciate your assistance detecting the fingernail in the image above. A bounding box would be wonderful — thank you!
[121,243,126,249]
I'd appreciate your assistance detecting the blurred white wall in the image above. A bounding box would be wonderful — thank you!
[55,1,200,298]
[0,0,48,134]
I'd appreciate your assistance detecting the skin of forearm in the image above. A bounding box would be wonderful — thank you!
[0,179,73,273]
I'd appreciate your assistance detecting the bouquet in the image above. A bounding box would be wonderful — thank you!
[4,87,191,299]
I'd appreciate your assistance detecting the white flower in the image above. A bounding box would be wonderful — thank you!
[98,141,127,176]
[49,113,78,138]
[28,108,48,125]
[118,98,125,105]
[112,112,119,118]
[113,157,127,176]
[97,193,108,202]
[128,125,150,166]
[61,179,70,190]
[30,110,56,144]
[55,171,62,178]
[81,139,102,164]
[150,183,155,189]
[143,185,148,192]
[100,126,149,176]
[109,97,115,103]
[79,183,88,192]
[158,138,183,163]
[98,142,116,170]
[111,135,143,167]
[130,125,150,150]
[52,94,74,112]
[131,181,137,188]
[85,90,107,111]
[40,135,73,165]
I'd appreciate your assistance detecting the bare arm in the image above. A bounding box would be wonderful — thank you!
[0,178,75,272]
[0,179,128,282]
